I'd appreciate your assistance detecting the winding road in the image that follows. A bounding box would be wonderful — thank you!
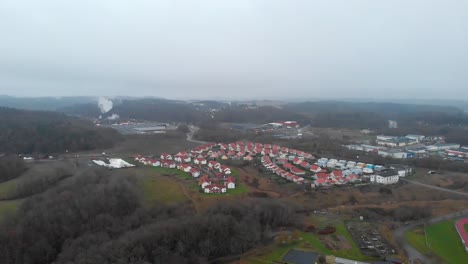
[186,126,207,144]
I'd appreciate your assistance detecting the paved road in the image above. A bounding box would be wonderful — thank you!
[401,178,468,197]
[186,126,207,144]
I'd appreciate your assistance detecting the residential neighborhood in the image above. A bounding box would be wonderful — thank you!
[136,140,410,193]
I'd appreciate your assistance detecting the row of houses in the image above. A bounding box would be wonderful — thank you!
[219,141,314,159]
[261,156,305,184]
[134,145,237,194]
[311,170,360,187]
[198,175,236,194]
[225,141,409,187]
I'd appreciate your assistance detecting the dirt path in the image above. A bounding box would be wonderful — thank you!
[176,182,201,214]
[238,167,284,198]
[186,126,207,144]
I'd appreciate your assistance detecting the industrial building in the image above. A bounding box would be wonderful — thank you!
[377,137,416,148]
[426,143,461,152]
[106,123,169,134]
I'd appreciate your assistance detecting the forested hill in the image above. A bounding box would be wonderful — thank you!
[0,107,121,154]
[61,99,307,124]
[286,101,462,116]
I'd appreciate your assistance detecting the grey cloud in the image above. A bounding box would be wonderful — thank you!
[0,0,467,99]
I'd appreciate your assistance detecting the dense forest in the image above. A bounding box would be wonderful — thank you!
[0,168,301,264]
[0,96,95,111]
[0,107,121,154]
[286,101,463,116]
[0,156,27,183]
[62,99,309,125]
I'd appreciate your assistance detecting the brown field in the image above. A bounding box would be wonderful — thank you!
[304,127,373,142]
[408,169,468,193]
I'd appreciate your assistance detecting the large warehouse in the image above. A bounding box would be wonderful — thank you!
[106,123,168,134]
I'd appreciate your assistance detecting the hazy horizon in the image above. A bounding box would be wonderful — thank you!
[1,0,467,99]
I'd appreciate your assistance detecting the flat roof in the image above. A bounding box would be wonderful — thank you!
[282,249,318,264]
[377,170,399,177]
[134,126,167,131]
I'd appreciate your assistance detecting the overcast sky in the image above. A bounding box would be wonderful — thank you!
[0,0,467,100]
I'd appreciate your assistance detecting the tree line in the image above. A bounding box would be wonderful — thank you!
[0,156,27,183]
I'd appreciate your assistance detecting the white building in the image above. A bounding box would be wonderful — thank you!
[426,143,461,152]
[370,170,399,185]
[390,165,413,177]
[406,134,425,142]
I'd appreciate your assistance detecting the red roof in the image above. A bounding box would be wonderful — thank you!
[332,170,343,177]
[310,165,321,171]
[316,178,327,184]
[316,172,329,179]
[180,163,191,169]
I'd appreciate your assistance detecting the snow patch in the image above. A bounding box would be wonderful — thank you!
[92,158,135,169]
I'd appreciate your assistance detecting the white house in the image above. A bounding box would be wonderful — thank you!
[179,164,192,172]
[160,153,172,160]
[190,168,201,178]
[194,158,207,165]
[370,170,399,185]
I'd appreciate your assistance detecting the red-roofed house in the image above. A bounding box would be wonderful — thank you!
[290,167,306,175]
[199,176,211,188]
[225,177,236,189]
[220,165,231,174]
[194,158,207,165]
[316,172,330,179]
[178,163,192,172]
[152,159,161,167]
[331,170,343,178]
[293,157,302,165]
[310,164,322,173]
[299,161,310,169]
[190,168,201,178]
[208,161,220,169]
[161,160,176,169]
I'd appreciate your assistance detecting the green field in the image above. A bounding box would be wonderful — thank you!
[137,176,187,205]
[131,167,188,205]
[405,220,468,264]
[149,166,193,180]
[247,219,373,263]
